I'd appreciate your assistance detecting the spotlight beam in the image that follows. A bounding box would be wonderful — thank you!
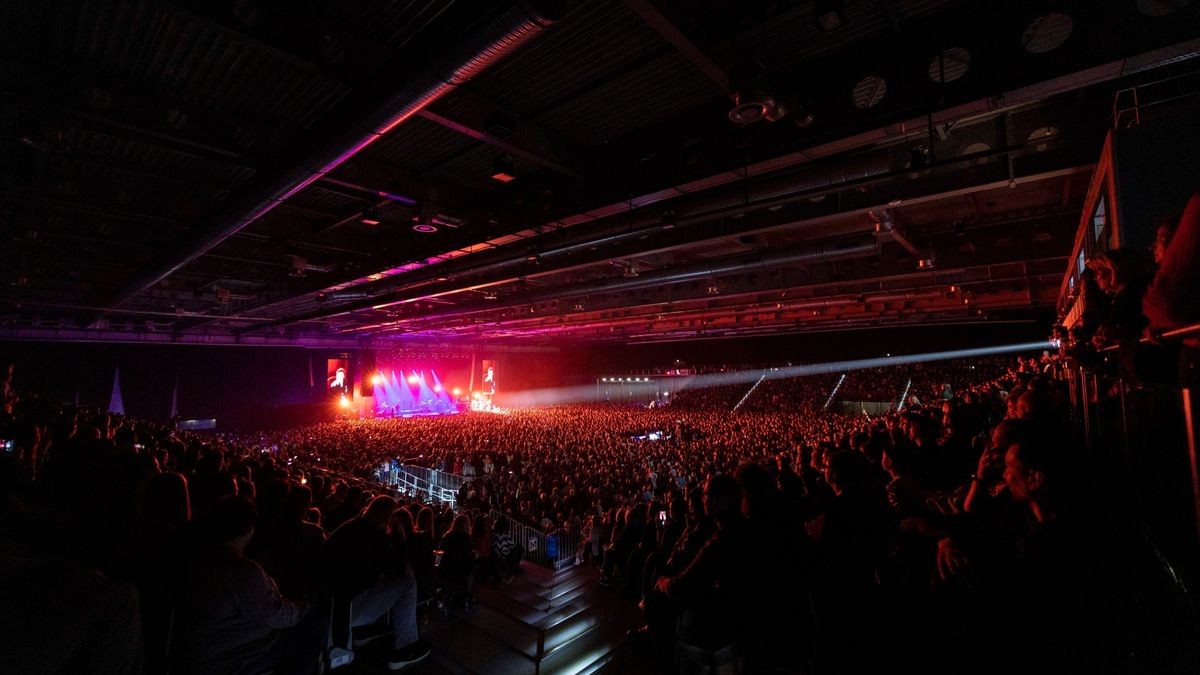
[502,340,1051,408]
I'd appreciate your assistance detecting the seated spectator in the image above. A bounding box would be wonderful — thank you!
[0,552,142,675]
[125,471,192,673]
[322,495,430,670]
[255,484,327,599]
[175,496,325,675]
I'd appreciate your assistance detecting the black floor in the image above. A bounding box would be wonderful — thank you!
[334,561,657,675]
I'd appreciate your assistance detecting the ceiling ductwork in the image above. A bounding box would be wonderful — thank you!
[87,0,563,326]
[243,147,920,332]
[371,237,880,328]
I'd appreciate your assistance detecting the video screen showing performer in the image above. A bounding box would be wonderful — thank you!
[482,361,496,395]
[326,359,351,398]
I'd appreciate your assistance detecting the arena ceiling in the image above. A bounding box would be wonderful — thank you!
[2,0,1198,346]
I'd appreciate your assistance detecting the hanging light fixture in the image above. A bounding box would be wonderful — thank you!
[491,154,516,182]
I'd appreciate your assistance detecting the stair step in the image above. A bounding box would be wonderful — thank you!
[463,591,601,660]
[455,604,541,657]
[537,612,630,675]
[518,561,595,589]
[482,582,552,613]
[502,575,593,605]
[542,606,603,655]
[548,583,590,610]
[534,600,590,633]
[474,585,553,624]
[426,611,537,675]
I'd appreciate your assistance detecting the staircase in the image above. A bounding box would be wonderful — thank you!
[393,562,646,675]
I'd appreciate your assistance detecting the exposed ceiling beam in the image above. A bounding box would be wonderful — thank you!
[417,108,586,180]
[86,2,563,326]
[622,0,730,93]
[0,326,364,348]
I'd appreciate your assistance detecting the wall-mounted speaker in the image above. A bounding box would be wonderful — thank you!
[360,349,376,396]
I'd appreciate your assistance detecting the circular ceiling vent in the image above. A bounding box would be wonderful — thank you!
[852,75,887,109]
[1027,126,1060,151]
[1022,13,1073,53]
[1137,0,1193,16]
[928,47,971,83]
[961,142,992,156]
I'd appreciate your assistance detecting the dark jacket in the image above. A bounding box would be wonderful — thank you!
[323,517,408,597]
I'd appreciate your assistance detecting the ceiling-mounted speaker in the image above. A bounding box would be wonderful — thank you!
[727,57,802,125]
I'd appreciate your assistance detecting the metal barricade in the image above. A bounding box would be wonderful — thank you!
[387,464,469,505]
[1071,323,1200,566]
[491,510,582,571]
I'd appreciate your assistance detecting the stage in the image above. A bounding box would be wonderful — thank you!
[374,406,460,419]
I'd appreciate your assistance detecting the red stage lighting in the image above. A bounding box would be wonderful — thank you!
[452,388,462,396]
[407,374,419,385]
[338,395,350,408]
[371,373,383,386]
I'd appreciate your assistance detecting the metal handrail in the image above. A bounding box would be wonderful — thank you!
[1159,323,1200,341]
[366,463,468,505]
[491,509,582,572]
[1092,321,1200,353]
[1066,319,1200,560]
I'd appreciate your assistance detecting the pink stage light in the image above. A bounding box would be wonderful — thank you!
[407,374,419,385]
[433,384,442,392]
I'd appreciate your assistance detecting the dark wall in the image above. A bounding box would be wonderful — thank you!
[0,341,329,424]
[1,321,1047,425]
[1113,99,1200,254]
[581,320,1051,371]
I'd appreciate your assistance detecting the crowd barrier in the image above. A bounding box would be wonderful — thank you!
[491,510,583,571]
[378,465,584,571]
[1065,322,1200,582]
[390,464,466,504]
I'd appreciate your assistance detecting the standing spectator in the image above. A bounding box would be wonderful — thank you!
[1145,190,1200,386]
[491,518,525,582]
[437,513,476,610]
